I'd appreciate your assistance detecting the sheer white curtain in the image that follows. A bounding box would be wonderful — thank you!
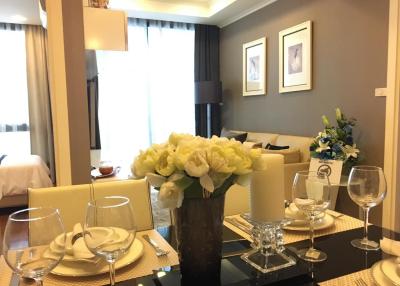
[96,20,195,166]
[0,25,30,155]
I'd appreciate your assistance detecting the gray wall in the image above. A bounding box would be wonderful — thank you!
[220,0,388,168]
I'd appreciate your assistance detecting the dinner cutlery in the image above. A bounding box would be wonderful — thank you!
[225,217,252,235]
[143,234,169,257]
[9,250,23,286]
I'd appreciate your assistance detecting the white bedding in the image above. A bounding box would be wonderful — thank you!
[0,155,53,199]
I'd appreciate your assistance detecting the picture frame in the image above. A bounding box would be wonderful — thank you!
[243,37,266,96]
[279,21,312,93]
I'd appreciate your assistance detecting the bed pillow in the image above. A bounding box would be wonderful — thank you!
[220,128,248,143]
[262,148,301,164]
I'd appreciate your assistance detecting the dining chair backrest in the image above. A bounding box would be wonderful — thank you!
[224,184,250,216]
[92,179,153,231]
[28,184,91,233]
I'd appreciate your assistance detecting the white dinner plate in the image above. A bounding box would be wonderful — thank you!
[371,260,398,286]
[283,213,334,231]
[51,238,143,277]
[380,258,400,286]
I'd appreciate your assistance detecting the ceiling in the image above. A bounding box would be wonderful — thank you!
[0,0,277,27]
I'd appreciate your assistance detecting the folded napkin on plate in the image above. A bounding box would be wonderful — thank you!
[285,203,308,220]
[70,223,96,259]
[381,238,400,262]
[285,202,325,226]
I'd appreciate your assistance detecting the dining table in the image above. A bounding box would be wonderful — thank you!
[0,209,397,286]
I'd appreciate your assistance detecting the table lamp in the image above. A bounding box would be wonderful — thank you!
[195,81,222,138]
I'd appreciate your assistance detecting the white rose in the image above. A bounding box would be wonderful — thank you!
[154,146,176,176]
[174,137,208,170]
[184,150,209,177]
[206,145,235,173]
[168,133,194,146]
[131,147,159,178]
[223,146,252,175]
[158,181,184,209]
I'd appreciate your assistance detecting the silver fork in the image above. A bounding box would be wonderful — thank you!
[143,234,169,257]
[10,250,23,286]
[354,278,368,286]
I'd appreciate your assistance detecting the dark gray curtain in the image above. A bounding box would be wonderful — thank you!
[87,76,101,149]
[194,24,220,137]
[86,51,101,150]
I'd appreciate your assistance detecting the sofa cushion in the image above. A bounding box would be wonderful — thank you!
[243,141,263,149]
[274,135,314,163]
[220,128,248,143]
[244,132,279,148]
[265,143,289,150]
[262,148,301,164]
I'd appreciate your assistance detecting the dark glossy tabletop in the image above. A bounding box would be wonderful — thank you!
[114,225,398,286]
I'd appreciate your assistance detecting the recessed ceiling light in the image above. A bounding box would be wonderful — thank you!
[10,15,28,22]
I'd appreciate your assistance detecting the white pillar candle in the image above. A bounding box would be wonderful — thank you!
[250,154,285,222]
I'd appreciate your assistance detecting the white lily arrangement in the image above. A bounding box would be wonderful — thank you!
[132,133,265,209]
[310,108,360,172]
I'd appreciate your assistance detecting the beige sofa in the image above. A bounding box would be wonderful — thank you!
[230,130,314,203]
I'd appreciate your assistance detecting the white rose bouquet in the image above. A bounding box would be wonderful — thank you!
[132,133,265,209]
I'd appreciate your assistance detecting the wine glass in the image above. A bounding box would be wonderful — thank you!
[347,166,387,250]
[292,171,331,262]
[84,196,136,286]
[3,207,66,286]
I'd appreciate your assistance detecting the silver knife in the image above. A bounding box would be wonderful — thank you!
[225,217,252,235]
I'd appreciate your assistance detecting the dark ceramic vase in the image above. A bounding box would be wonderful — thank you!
[174,194,225,285]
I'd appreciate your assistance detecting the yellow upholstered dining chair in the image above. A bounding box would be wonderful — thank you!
[92,179,153,231]
[29,178,153,234]
[224,184,250,216]
[28,184,91,233]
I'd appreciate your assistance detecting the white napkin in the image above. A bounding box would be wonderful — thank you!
[381,237,400,262]
[71,223,96,260]
[285,203,308,220]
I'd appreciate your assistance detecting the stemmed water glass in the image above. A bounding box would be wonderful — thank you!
[84,196,136,286]
[292,171,331,262]
[3,207,66,286]
[347,166,387,250]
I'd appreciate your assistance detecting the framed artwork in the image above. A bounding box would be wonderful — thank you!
[243,37,266,96]
[279,21,312,93]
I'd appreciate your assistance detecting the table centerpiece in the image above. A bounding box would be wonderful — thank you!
[132,133,265,284]
[310,108,360,176]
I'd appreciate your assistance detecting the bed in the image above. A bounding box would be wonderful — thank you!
[0,155,53,207]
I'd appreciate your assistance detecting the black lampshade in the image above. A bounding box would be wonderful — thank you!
[195,81,222,104]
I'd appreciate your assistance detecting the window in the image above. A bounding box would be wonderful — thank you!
[0,28,30,155]
[96,20,195,166]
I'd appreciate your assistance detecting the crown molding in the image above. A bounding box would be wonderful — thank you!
[217,0,277,28]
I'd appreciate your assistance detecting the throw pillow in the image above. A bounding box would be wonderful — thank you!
[220,127,248,143]
[243,141,263,149]
[262,148,301,164]
[265,143,290,150]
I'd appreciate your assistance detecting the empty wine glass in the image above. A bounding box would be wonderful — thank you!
[3,207,66,286]
[292,171,331,262]
[347,166,387,250]
[84,196,136,286]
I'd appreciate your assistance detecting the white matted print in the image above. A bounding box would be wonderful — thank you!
[243,37,266,96]
[279,21,312,93]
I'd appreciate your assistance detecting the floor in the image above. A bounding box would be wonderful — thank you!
[0,206,26,254]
